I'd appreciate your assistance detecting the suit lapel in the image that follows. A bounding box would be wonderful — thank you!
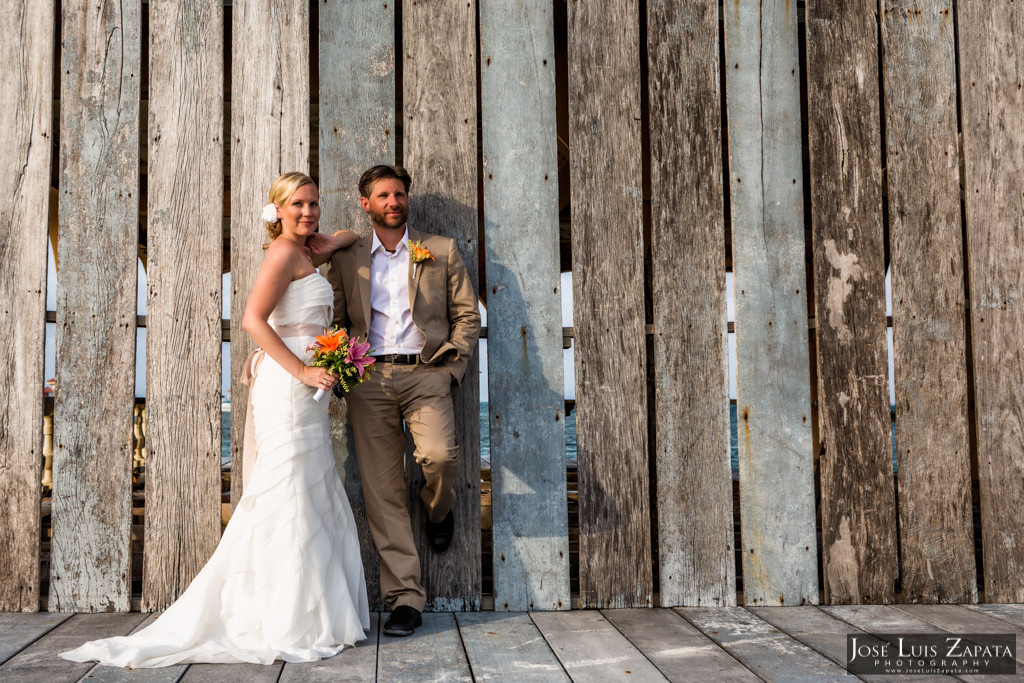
[355,234,372,329]
[407,226,422,317]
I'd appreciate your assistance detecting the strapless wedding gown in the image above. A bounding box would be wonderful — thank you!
[61,273,369,668]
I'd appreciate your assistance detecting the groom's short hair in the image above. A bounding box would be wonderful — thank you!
[359,165,412,198]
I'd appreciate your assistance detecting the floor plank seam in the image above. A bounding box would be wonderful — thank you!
[672,607,771,682]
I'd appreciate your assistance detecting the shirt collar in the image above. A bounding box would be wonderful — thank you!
[370,226,410,255]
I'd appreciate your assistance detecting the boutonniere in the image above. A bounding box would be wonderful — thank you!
[409,240,435,277]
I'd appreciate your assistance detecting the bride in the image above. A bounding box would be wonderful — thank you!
[61,172,369,668]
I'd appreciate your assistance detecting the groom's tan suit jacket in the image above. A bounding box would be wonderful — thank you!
[325,226,481,383]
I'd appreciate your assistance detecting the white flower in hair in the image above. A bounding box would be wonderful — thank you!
[262,203,278,223]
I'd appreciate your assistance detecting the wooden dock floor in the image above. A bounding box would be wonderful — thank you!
[1,605,1021,681]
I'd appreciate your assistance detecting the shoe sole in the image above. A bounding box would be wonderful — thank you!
[383,618,422,637]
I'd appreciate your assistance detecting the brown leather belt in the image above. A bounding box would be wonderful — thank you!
[377,353,419,365]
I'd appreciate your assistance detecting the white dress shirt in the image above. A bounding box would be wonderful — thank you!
[368,227,426,355]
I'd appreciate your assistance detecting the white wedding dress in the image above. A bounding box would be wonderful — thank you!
[62,273,369,668]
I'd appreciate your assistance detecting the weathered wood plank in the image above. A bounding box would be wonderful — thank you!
[0,0,53,612]
[957,0,1024,603]
[402,0,481,611]
[648,0,734,608]
[377,612,472,681]
[317,0,394,227]
[822,604,945,633]
[727,0,817,608]
[457,612,568,681]
[318,0,395,611]
[966,604,1024,630]
[0,613,148,683]
[51,0,140,613]
[568,0,652,610]
[0,614,71,666]
[278,612,379,682]
[882,0,975,605]
[603,608,759,682]
[480,0,569,613]
[182,661,282,682]
[143,0,224,612]
[805,0,898,604]
[82,614,187,682]
[892,604,1024,666]
[230,0,310,506]
[531,611,668,682]
[750,606,955,682]
[677,607,858,681]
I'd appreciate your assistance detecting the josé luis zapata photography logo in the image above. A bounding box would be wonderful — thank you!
[847,633,1016,676]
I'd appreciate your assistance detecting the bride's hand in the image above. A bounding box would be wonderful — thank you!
[300,366,337,392]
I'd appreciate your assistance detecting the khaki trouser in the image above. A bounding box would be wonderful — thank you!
[344,361,460,611]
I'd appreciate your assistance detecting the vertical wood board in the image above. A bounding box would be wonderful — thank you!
[317,0,394,228]
[648,0,734,608]
[230,0,310,506]
[318,0,396,610]
[51,0,140,612]
[805,0,898,604]
[727,0,818,607]
[882,0,975,604]
[402,0,481,611]
[480,0,570,612]
[0,0,53,612]
[957,0,1024,604]
[143,0,225,611]
[568,0,652,610]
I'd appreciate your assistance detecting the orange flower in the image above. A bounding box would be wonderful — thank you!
[315,328,346,353]
[409,240,435,264]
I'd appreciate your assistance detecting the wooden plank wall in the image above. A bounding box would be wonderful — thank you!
[806,0,898,604]
[142,0,225,611]
[568,0,652,609]
[648,0,734,607]
[958,0,1024,603]
[882,0,975,603]
[12,0,1024,613]
[480,0,570,612]
[402,0,482,611]
[229,0,310,506]
[318,0,396,612]
[51,0,141,612]
[0,0,54,612]
[727,0,818,606]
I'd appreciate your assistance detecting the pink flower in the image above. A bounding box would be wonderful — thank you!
[346,340,375,377]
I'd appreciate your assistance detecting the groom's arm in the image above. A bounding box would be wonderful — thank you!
[325,251,351,331]
[443,239,481,385]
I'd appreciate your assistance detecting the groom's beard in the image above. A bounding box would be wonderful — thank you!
[369,205,408,230]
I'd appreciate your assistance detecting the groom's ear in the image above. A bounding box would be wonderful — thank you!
[360,196,370,213]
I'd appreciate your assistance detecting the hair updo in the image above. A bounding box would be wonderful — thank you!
[263,171,317,248]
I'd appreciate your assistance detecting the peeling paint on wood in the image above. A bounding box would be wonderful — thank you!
[230,0,310,507]
[958,0,1024,604]
[806,0,898,604]
[51,0,140,613]
[142,0,224,611]
[726,0,817,607]
[569,0,652,610]
[402,0,481,611]
[481,0,570,613]
[0,0,53,612]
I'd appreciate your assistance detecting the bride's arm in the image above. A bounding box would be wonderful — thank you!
[241,244,337,391]
[306,230,359,266]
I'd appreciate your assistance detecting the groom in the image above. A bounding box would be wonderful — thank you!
[325,165,480,636]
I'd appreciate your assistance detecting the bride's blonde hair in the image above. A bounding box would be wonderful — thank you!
[264,172,317,248]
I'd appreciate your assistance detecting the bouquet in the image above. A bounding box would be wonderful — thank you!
[306,327,376,401]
